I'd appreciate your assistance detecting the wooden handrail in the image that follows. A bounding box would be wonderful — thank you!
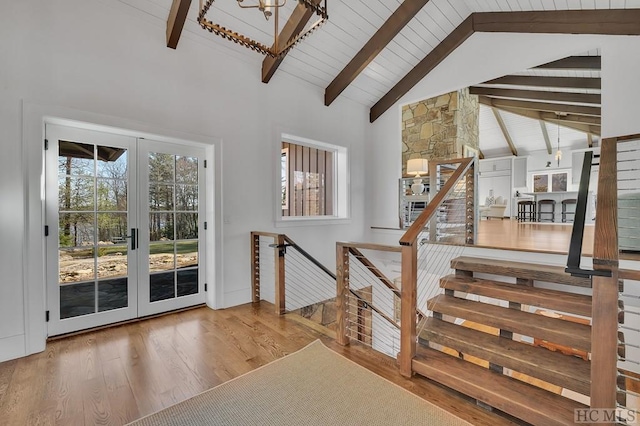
[593,138,619,268]
[399,157,473,246]
[251,231,282,239]
[336,242,402,253]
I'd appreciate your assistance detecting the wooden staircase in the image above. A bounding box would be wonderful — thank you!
[414,256,592,426]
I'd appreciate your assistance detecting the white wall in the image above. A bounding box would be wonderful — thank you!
[366,32,640,231]
[0,0,368,361]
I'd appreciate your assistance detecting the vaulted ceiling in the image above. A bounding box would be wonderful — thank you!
[129,0,640,155]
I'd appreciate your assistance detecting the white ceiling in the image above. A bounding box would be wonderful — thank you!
[117,0,634,155]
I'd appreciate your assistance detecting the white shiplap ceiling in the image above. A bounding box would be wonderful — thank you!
[117,0,636,154]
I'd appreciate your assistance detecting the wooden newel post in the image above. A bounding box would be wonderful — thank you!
[251,232,260,303]
[274,234,286,315]
[336,243,350,346]
[465,162,475,245]
[590,137,619,411]
[399,243,417,378]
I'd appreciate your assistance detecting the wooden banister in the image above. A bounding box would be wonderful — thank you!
[590,137,619,410]
[399,157,473,246]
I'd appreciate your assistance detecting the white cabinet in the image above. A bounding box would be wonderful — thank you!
[479,158,511,174]
[513,157,527,188]
[572,149,600,185]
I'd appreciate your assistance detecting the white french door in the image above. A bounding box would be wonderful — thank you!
[45,125,206,336]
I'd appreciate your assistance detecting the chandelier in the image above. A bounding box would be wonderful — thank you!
[198,0,328,58]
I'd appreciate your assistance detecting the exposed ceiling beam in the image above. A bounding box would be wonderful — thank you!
[478,149,485,160]
[480,97,601,136]
[534,56,601,70]
[325,0,431,106]
[481,76,601,90]
[491,108,518,156]
[479,97,600,117]
[370,9,640,122]
[470,86,601,105]
[370,16,474,123]
[539,112,600,127]
[262,0,322,83]
[166,0,192,49]
[587,134,593,148]
[539,121,553,155]
[473,9,640,35]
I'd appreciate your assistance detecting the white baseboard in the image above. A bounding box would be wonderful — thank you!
[0,334,25,362]
[223,288,251,308]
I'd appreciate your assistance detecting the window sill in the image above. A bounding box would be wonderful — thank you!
[275,216,351,227]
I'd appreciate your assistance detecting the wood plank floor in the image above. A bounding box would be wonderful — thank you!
[0,303,520,426]
[476,218,595,256]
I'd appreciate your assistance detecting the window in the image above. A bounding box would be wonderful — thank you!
[532,171,569,193]
[278,134,348,223]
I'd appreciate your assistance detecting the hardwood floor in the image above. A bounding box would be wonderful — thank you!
[476,218,594,256]
[0,303,520,426]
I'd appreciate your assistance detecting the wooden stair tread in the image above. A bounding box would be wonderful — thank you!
[419,317,591,395]
[413,346,587,426]
[451,256,591,288]
[427,295,591,352]
[440,274,592,317]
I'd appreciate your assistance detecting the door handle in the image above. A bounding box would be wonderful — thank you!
[126,228,137,250]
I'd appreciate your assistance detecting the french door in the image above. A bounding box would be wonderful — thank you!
[45,124,206,336]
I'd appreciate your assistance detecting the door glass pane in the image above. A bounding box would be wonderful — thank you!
[149,153,175,183]
[176,213,198,240]
[58,140,129,320]
[150,272,175,302]
[177,241,198,268]
[177,269,198,297]
[60,282,96,319]
[175,185,197,210]
[176,156,198,184]
[59,248,95,283]
[97,178,127,211]
[98,278,128,312]
[58,176,95,211]
[149,242,175,272]
[149,213,174,241]
[149,184,174,211]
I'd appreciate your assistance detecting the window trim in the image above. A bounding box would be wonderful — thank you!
[275,133,350,226]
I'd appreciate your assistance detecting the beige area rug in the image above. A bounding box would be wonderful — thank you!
[128,340,472,426]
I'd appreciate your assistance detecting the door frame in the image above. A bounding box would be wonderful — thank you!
[22,103,223,356]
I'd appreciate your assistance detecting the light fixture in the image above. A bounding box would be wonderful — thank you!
[555,122,562,167]
[407,158,429,195]
[198,0,328,58]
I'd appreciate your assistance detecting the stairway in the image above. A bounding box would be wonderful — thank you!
[414,256,592,426]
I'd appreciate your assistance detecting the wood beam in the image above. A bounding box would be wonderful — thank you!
[325,0,431,106]
[539,121,552,155]
[166,0,192,49]
[262,0,322,83]
[479,97,600,135]
[539,112,600,127]
[369,9,640,122]
[587,133,593,148]
[481,75,601,90]
[470,87,601,105]
[534,56,601,70]
[473,10,640,36]
[491,108,518,156]
[369,16,474,123]
[479,97,601,117]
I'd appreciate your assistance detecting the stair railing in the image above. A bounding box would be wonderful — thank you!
[397,157,476,377]
[590,134,640,415]
[251,231,402,349]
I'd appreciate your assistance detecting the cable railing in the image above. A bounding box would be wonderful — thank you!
[251,232,404,350]
[397,157,476,377]
[615,136,640,423]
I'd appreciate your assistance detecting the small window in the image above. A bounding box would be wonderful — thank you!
[278,134,348,224]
